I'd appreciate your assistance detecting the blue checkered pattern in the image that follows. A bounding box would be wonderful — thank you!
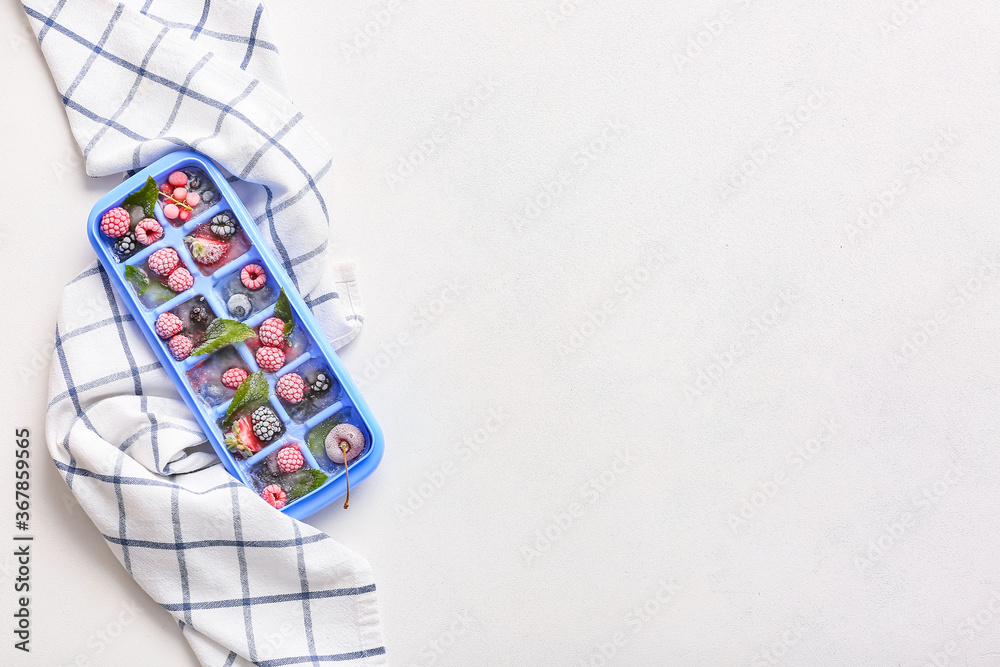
[24,1,383,664]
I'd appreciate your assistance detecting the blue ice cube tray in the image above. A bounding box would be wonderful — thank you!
[87,150,384,519]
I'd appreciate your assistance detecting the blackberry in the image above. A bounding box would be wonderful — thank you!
[310,372,332,394]
[210,212,236,239]
[113,232,138,257]
[190,305,211,325]
[251,406,281,442]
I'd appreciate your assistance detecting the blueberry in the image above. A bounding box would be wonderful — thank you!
[227,294,252,319]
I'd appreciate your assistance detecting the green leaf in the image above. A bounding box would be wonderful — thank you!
[191,318,256,356]
[306,413,346,460]
[274,288,295,338]
[122,176,159,217]
[145,281,177,302]
[223,370,269,428]
[124,265,149,294]
[284,468,328,500]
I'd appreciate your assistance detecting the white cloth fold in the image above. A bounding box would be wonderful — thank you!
[24,0,386,664]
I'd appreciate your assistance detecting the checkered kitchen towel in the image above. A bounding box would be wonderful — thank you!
[23,0,386,664]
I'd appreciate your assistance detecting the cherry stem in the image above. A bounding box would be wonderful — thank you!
[159,193,194,211]
[341,442,351,509]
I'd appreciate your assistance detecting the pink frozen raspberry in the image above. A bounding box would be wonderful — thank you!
[100,207,131,238]
[261,484,287,509]
[166,267,194,292]
[241,264,267,290]
[168,334,193,361]
[148,248,180,276]
[258,317,285,347]
[154,312,183,339]
[275,373,305,404]
[134,218,163,245]
[168,171,188,187]
[255,345,285,372]
[221,367,248,389]
[275,445,305,473]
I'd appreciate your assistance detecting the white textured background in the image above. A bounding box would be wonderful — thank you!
[2,0,1000,665]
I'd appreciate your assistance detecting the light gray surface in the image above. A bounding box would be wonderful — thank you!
[2,0,1000,665]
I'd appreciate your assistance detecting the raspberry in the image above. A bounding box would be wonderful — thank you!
[251,405,282,441]
[113,232,138,257]
[166,267,194,292]
[185,235,229,265]
[134,218,163,245]
[261,484,286,509]
[241,264,267,290]
[259,318,285,347]
[168,170,188,187]
[275,373,305,404]
[168,334,193,361]
[255,345,285,372]
[275,445,305,473]
[100,207,131,238]
[148,248,180,277]
[325,423,365,464]
[310,372,332,394]
[210,212,237,239]
[221,367,248,389]
[155,312,183,339]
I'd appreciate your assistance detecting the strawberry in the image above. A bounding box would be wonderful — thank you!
[224,415,262,458]
[185,234,229,266]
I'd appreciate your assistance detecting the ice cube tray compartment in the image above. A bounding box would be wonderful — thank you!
[88,151,384,519]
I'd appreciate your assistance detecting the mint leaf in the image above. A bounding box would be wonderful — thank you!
[274,288,295,338]
[122,176,159,217]
[125,265,149,294]
[223,370,268,428]
[145,281,178,303]
[306,413,346,460]
[191,318,256,356]
[284,468,328,500]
